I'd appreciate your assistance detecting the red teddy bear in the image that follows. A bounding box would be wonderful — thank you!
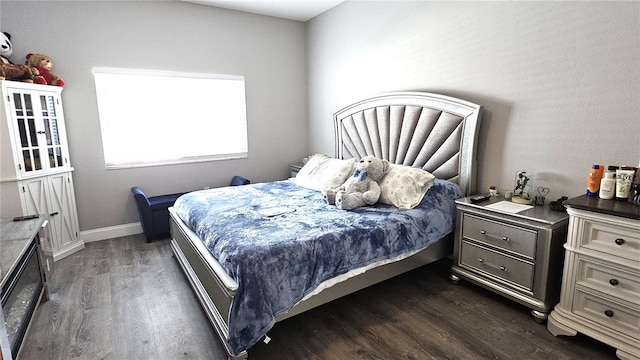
[25,53,64,87]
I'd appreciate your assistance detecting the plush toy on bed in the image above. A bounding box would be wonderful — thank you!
[322,155,390,210]
[25,52,64,87]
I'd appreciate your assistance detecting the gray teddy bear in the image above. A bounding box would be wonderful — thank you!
[322,155,390,210]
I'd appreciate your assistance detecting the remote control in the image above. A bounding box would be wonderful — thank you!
[470,194,491,203]
[13,214,39,221]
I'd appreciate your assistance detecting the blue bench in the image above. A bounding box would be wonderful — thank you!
[132,176,250,242]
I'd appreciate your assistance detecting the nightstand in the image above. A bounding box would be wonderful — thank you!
[288,163,304,178]
[450,195,569,322]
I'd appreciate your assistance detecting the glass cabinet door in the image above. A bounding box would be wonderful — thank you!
[39,94,65,170]
[12,92,43,174]
[8,88,67,177]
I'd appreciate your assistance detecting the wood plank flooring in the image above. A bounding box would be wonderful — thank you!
[20,234,617,360]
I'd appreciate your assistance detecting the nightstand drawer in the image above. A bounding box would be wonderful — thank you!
[576,257,640,305]
[579,218,640,261]
[573,290,640,339]
[460,241,534,290]
[462,214,537,259]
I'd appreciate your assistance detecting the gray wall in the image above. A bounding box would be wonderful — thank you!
[1,1,308,232]
[2,1,639,235]
[308,1,640,201]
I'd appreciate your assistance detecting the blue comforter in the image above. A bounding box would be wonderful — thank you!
[173,179,463,355]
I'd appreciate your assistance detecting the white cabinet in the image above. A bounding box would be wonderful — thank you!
[1,81,83,261]
[547,196,640,360]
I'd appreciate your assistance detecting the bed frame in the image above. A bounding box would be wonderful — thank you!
[169,92,483,359]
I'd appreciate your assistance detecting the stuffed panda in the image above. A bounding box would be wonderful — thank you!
[0,31,41,83]
[1,31,14,64]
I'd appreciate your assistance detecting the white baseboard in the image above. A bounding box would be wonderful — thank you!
[53,241,85,261]
[81,222,143,243]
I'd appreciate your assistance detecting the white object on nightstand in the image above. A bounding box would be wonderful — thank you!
[547,196,640,360]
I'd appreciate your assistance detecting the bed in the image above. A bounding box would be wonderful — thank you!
[168,91,483,359]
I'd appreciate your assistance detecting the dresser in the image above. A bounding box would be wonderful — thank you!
[451,196,569,322]
[547,196,640,360]
[0,81,84,261]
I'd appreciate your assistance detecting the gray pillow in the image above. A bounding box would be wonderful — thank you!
[379,165,435,209]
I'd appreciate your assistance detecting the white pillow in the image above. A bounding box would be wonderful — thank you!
[294,157,355,191]
[378,165,436,209]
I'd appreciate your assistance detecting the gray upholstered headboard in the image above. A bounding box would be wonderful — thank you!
[334,92,483,196]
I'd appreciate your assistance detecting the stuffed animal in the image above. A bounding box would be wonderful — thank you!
[0,32,40,83]
[1,31,13,63]
[322,155,390,210]
[25,52,64,87]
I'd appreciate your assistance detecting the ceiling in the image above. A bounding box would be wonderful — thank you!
[182,0,344,22]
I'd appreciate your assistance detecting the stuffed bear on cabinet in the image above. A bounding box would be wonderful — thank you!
[25,52,64,87]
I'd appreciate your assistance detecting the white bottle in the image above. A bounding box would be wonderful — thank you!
[599,171,615,200]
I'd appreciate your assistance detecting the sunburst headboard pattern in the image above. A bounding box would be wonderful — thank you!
[334,92,483,196]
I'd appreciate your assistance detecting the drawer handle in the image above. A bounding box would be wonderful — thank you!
[479,230,510,242]
[615,238,625,245]
[609,279,619,286]
[478,258,507,272]
[604,310,614,318]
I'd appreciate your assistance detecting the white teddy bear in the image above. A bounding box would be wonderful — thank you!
[322,155,390,210]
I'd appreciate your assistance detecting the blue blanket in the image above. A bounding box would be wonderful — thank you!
[173,179,463,355]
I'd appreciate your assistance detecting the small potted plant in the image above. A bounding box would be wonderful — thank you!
[512,171,533,204]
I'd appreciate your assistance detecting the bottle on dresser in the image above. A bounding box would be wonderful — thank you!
[616,166,637,201]
[586,164,604,197]
[594,164,640,205]
[599,166,617,200]
[633,178,640,205]
[630,162,640,205]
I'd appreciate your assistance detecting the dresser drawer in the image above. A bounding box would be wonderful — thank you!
[577,257,640,305]
[573,290,640,339]
[460,240,534,290]
[462,214,537,259]
[579,218,640,261]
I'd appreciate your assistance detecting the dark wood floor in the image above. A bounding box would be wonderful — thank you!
[20,234,617,360]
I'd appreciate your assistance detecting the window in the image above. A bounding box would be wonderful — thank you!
[93,68,248,169]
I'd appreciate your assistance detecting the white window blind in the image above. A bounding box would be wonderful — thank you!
[93,67,248,169]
